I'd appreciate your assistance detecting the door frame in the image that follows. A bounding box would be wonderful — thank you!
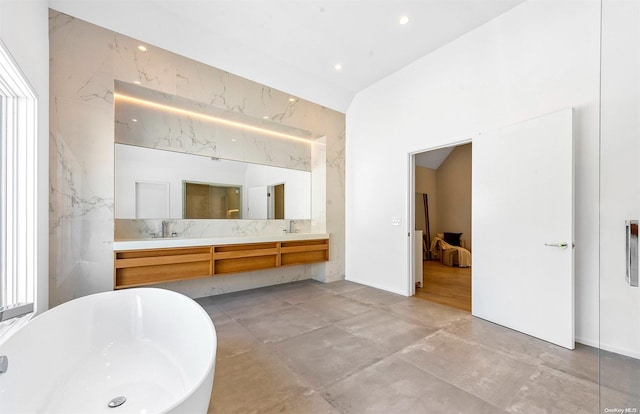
[408,139,472,297]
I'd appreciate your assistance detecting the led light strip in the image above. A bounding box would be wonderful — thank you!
[114,92,313,144]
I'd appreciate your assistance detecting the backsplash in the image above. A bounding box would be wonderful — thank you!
[115,219,312,240]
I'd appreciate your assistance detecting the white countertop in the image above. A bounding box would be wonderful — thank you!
[113,232,330,251]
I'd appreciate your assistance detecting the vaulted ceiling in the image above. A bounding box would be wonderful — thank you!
[49,0,527,112]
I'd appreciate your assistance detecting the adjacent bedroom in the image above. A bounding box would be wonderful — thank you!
[414,143,472,311]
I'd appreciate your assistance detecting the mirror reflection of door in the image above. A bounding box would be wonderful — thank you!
[273,184,285,219]
[247,186,268,219]
[249,184,285,219]
[265,184,285,219]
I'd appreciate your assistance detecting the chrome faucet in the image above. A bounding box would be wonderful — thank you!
[0,303,34,375]
[161,220,178,238]
[284,220,296,234]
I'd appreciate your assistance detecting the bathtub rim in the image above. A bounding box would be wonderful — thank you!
[0,287,217,414]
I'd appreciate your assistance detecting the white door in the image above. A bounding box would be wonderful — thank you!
[135,181,169,219]
[472,108,574,349]
[247,186,268,219]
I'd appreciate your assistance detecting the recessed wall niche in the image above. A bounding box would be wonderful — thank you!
[49,9,345,306]
[113,82,317,222]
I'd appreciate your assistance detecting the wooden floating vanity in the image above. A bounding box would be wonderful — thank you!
[113,235,329,289]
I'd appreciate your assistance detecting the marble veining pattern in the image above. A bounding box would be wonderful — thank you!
[49,9,345,305]
[115,219,311,240]
[114,82,313,171]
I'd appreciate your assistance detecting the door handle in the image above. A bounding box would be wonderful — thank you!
[626,220,638,287]
[545,242,568,249]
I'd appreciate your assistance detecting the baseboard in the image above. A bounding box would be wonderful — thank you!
[575,336,599,349]
[599,341,640,360]
[345,277,410,297]
[576,335,640,360]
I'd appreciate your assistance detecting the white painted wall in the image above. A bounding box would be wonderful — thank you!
[346,0,601,345]
[0,0,49,314]
[599,0,640,358]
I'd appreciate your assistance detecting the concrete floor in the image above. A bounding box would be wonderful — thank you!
[195,279,638,413]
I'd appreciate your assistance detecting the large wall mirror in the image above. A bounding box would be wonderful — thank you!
[113,81,315,220]
[115,144,311,219]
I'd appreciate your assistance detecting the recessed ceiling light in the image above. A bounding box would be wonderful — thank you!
[288,97,297,102]
[263,116,269,119]
[131,118,138,123]
[133,80,141,85]
[399,15,409,25]
[138,45,148,52]
[334,63,343,71]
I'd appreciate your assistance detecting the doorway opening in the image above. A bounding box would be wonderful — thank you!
[412,143,472,312]
[269,183,285,220]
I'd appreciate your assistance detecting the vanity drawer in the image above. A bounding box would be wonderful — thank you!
[280,239,329,266]
[213,242,279,275]
[114,247,213,289]
[113,238,330,289]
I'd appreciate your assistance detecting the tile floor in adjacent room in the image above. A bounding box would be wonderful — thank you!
[195,279,635,414]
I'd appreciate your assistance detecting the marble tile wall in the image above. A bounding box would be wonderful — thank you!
[115,219,312,240]
[114,81,313,171]
[49,10,345,306]
[311,136,327,234]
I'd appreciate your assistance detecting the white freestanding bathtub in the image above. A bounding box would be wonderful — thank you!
[0,288,217,414]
